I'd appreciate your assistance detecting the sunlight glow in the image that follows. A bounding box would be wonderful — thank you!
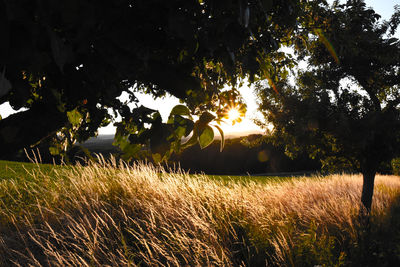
[227,108,241,122]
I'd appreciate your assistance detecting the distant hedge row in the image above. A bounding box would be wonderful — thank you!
[171,135,321,175]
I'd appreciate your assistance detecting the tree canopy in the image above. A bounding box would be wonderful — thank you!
[0,0,304,160]
[256,0,400,211]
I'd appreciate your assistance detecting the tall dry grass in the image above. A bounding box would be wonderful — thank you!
[1,157,400,266]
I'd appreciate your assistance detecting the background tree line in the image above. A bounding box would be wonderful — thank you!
[21,132,396,175]
[171,134,321,175]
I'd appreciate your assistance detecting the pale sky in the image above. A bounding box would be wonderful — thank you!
[362,0,399,21]
[1,0,398,135]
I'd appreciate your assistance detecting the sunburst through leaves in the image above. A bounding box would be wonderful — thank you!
[228,108,241,121]
[225,104,246,125]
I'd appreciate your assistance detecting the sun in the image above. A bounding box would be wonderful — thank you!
[227,108,243,125]
[227,108,241,122]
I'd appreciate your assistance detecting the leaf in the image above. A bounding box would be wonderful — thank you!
[49,146,61,155]
[199,111,215,125]
[172,115,194,137]
[213,124,225,152]
[152,153,162,163]
[168,105,192,124]
[0,67,12,98]
[182,132,198,148]
[174,126,186,139]
[387,37,397,44]
[113,125,134,153]
[123,143,142,158]
[198,125,214,149]
[149,124,171,155]
[170,104,191,116]
[67,109,83,126]
[49,30,69,72]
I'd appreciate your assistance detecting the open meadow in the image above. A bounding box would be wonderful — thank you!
[1,159,400,266]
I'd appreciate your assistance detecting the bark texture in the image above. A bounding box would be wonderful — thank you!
[361,170,376,213]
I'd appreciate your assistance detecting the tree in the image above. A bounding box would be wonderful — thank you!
[0,0,303,161]
[256,0,400,213]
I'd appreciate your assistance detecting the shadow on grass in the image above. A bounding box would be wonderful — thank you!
[347,195,400,267]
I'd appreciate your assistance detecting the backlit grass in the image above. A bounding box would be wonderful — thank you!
[1,158,400,266]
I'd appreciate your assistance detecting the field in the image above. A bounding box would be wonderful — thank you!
[0,160,63,181]
[1,159,400,266]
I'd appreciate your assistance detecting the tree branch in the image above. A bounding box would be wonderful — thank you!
[0,104,67,158]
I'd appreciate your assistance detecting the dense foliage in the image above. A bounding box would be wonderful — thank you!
[0,0,303,160]
[257,0,400,211]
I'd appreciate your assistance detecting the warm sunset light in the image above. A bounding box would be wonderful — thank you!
[227,108,241,122]
[2,1,400,265]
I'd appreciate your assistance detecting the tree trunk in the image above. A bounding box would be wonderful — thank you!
[360,170,376,213]
[0,104,67,158]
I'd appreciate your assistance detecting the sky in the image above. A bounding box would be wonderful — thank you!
[128,85,264,136]
[0,0,398,136]
[97,86,264,136]
[363,0,399,19]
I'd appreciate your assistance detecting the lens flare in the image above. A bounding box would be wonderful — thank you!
[266,76,279,95]
[314,29,340,64]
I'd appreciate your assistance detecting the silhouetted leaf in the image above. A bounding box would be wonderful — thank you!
[199,111,215,125]
[173,115,194,137]
[152,153,162,163]
[49,146,60,155]
[169,105,191,117]
[199,125,214,149]
[182,134,197,148]
[123,143,141,158]
[49,30,70,72]
[0,68,11,98]
[67,109,82,127]
[150,124,172,155]
[213,124,225,152]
